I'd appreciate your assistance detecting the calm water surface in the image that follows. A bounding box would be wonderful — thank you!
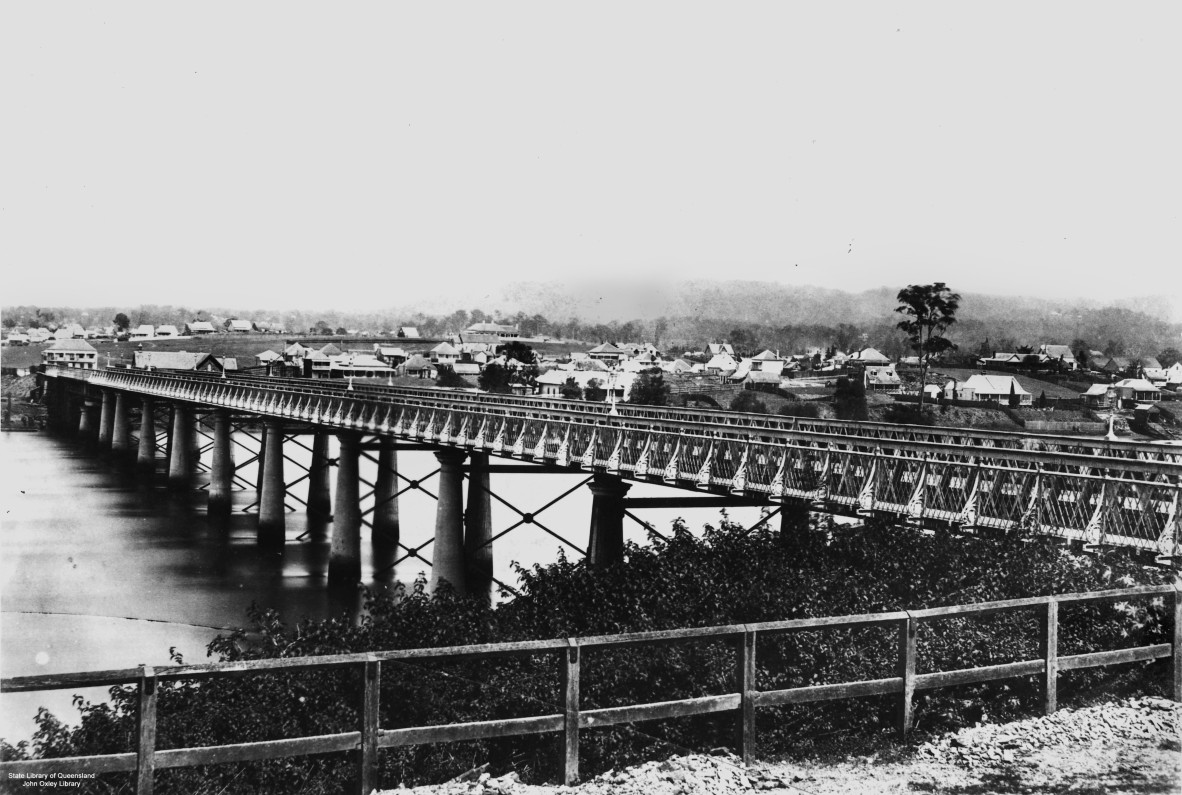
[0,429,761,741]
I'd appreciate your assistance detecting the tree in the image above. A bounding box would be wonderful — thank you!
[113,313,130,332]
[628,371,670,406]
[895,282,961,412]
[583,378,607,402]
[1158,347,1181,369]
[560,376,582,400]
[498,341,536,366]
[832,376,868,421]
[729,391,768,414]
[478,363,512,394]
[435,365,467,388]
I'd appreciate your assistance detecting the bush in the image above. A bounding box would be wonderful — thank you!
[778,402,820,418]
[728,391,768,414]
[4,519,1168,791]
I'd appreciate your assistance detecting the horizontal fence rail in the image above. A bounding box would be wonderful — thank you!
[44,368,1182,558]
[3,584,1179,793]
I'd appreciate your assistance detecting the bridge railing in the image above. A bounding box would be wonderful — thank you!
[2,584,1178,793]
[79,367,1182,462]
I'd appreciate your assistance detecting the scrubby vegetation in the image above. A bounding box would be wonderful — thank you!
[2,517,1171,793]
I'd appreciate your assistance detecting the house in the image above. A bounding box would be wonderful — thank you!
[848,347,891,366]
[130,325,154,341]
[1039,344,1078,370]
[863,365,902,393]
[4,332,29,345]
[328,353,395,379]
[155,325,180,338]
[1113,378,1161,404]
[452,363,482,378]
[319,343,343,357]
[256,350,282,366]
[1096,356,1133,376]
[186,321,216,335]
[1081,383,1116,409]
[430,341,461,365]
[663,358,698,375]
[283,342,309,361]
[959,374,1032,406]
[705,342,735,357]
[304,350,332,378]
[400,354,436,379]
[704,352,738,376]
[374,345,408,366]
[228,319,255,333]
[1164,362,1182,388]
[133,351,235,372]
[397,327,421,339]
[42,338,99,370]
[464,322,519,338]
[535,369,634,401]
[587,342,627,366]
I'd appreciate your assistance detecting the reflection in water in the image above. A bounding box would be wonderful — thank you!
[0,428,762,741]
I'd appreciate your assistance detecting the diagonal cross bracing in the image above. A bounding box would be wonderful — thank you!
[76,369,1182,560]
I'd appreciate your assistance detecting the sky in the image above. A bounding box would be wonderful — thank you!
[2,2,1180,319]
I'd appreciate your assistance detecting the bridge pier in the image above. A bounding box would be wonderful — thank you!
[587,473,631,567]
[329,431,363,584]
[778,498,812,549]
[429,448,468,594]
[258,419,286,545]
[372,438,400,549]
[167,404,192,488]
[136,397,156,473]
[464,452,493,601]
[97,390,114,450]
[307,431,332,521]
[110,391,131,456]
[78,399,98,445]
[208,410,233,516]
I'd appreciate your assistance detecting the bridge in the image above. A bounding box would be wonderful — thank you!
[37,366,1182,594]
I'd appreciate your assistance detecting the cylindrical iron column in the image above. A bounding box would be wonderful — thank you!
[329,432,363,584]
[372,438,400,548]
[255,423,268,495]
[136,397,156,472]
[167,403,192,488]
[429,449,468,594]
[78,399,97,442]
[306,431,332,520]
[778,498,812,549]
[110,391,131,454]
[464,452,493,601]
[97,390,114,449]
[208,410,233,516]
[258,419,286,544]
[587,474,632,567]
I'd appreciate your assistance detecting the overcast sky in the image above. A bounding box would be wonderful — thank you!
[3,2,1179,319]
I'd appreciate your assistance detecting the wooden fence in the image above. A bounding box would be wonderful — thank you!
[2,584,1178,794]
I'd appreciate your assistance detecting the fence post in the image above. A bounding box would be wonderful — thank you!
[736,628,757,766]
[1039,599,1058,714]
[359,657,380,795]
[897,615,916,737]
[1174,583,1182,703]
[135,665,157,795]
[562,641,580,786]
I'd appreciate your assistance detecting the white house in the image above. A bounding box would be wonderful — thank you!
[130,325,154,340]
[155,325,180,338]
[959,374,1032,406]
[186,321,216,335]
[848,347,891,366]
[863,365,902,392]
[42,338,99,370]
[1113,378,1161,404]
[430,341,461,365]
[228,319,254,333]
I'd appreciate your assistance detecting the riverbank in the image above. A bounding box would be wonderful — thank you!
[379,696,1180,795]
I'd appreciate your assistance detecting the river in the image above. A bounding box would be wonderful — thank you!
[0,430,766,743]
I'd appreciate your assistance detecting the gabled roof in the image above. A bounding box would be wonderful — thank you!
[187,321,216,332]
[398,327,420,337]
[256,350,282,362]
[961,374,1030,395]
[706,342,735,356]
[1040,344,1074,359]
[588,342,626,355]
[402,354,434,370]
[284,342,308,355]
[156,325,179,335]
[1082,383,1112,396]
[751,349,782,361]
[319,343,342,356]
[705,352,737,370]
[1114,378,1160,392]
[1139,357,1163,370]
[229,319,254,331]
[47,338,98,353]
[134,351,204,370]
[850,347,890,363]
[453,363,482,375]
[132,325,154,335]
[431,342,460,355]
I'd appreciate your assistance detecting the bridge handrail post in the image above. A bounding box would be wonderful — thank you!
[135,665,157,795]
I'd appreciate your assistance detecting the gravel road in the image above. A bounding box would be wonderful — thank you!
[378,696,1180,795]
